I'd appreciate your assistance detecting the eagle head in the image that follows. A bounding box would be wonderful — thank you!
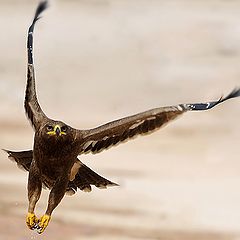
[42,121,74,141]
[35,121,76,155]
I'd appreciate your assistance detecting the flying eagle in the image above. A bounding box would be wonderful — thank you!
[3,0,240,234]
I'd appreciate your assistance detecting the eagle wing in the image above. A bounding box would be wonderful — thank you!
[25,1,48,130]
[3,149,33,172]
[78,88,240,155]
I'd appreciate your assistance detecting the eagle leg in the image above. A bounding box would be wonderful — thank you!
[27,161,42,230]
[37,175,69,233]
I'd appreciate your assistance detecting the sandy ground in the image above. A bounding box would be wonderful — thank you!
[0,0,240,239]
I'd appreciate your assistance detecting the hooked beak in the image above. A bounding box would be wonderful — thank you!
[47,125,66,137]
[55,125,61,136]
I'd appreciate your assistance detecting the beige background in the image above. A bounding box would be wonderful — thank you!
[0,0,240,239]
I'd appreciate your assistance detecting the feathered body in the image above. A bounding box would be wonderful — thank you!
[34,122,76,179]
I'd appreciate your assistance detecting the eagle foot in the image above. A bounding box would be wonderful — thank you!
[36,214,51,234]
[26,212,39,230]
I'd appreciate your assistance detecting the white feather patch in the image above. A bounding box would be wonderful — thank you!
[146,116,156,121]
[177,105,183,111]
[91,141,98,148]
[70,161,81,181]
[83,141,96,150]
[129,120,144,130]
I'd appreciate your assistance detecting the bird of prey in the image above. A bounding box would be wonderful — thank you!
[3,0,240,234]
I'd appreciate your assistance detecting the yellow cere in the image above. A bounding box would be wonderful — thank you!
[47,125,66,136]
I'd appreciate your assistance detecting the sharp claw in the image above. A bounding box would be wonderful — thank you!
[37,214,51,234]
[26,212,39,230]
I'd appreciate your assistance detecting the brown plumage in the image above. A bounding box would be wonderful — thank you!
[4,149,116,195]
[3,0,240,234]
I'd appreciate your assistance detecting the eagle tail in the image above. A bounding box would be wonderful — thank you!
[67,164,119,195]
[181,87,240,111]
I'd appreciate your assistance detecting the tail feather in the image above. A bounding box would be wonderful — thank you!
[72,164,118,193]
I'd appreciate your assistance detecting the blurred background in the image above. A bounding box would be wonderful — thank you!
[0,0,240,239]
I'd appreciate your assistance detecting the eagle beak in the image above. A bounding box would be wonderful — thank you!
[55,125,61,136]
[47,125,66,136]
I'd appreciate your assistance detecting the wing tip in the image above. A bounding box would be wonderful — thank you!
[109,182,120,187]
[33,0,49,23]
[2,149,16,162]
[96,182,120,189]
[2,149,10,154]
[183,87,240,111]
[223,87,240,100]
[27,1,49,65]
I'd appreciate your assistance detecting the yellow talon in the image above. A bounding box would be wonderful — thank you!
[37,214,51,234]
[26,212,38,230]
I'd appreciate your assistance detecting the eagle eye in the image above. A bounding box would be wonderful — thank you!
[61,126,67,132]
[47,125,53,131]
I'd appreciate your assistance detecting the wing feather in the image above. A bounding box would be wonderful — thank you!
[79,106,184,154]
[25,1,49,129]
[3,149,33,171]
[78,88,240,155]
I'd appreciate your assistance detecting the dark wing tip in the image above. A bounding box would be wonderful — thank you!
[109,182,120,187]
[27,1,49,65]
[182,87,240,111]
[223,87,240,100]
[33,0,49,24]
[2,149,10,154]
[2,149,16,162]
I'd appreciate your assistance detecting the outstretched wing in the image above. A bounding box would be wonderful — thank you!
[78,88,240,155]
[25,1,49,130]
